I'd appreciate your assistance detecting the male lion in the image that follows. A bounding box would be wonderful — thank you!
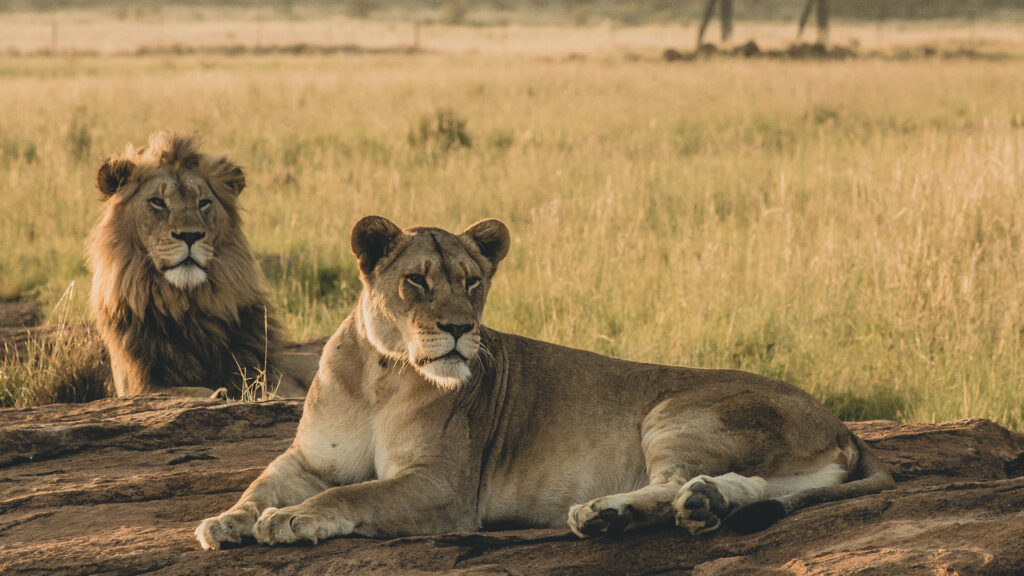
[196,216,893,548]
[88,132,314,398]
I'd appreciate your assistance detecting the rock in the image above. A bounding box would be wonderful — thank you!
[1,398,1022,575]
[0,301,41,329]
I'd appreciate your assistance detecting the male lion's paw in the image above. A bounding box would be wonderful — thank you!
[673,476,730,536]
[195,509,254,551]
[252,506,323,545]
[568,498,634,538]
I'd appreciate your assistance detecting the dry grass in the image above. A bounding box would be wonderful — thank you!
[0,283,111,407]
[0,18,1022,427]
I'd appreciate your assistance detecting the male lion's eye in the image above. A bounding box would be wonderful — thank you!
[198,199,213,212]
[148,197,167,210]
[405,275,428,290]
[466,278,481,293]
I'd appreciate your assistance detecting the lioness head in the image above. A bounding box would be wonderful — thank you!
[351,216,511,389]
[94,132,246,290]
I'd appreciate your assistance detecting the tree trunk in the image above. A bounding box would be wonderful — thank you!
[697,0,716,46]
[817,0,830,45]
[720,0,734,43]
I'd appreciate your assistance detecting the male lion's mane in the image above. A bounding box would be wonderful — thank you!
[88,132,283,396]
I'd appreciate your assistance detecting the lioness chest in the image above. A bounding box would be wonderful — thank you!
[294,360,461,486]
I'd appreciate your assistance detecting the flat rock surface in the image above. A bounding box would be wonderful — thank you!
[1,397,1023,575]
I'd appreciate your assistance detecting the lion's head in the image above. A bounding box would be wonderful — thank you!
[91,131,246,291]
[351,216,511,390]
[88,132,289,397]
[89,132,271,329]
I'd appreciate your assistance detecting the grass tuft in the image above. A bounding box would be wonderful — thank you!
[408,108,472,153]
[0,283,111,408]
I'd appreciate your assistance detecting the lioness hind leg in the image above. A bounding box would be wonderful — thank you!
[673,460,850,535]
[568,482,681,538]
[673,473,767,535]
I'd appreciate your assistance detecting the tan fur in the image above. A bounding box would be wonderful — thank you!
[88,132,308,398]
[195,216,893,549]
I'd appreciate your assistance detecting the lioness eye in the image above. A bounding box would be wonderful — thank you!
[405,274,428,289]
[198,199,212,211]
[148,197,167,210]
[466,277,481,292]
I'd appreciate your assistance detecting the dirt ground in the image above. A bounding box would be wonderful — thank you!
[1,394,1022,575]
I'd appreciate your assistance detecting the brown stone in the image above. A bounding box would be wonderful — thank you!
[1,397,1022,575]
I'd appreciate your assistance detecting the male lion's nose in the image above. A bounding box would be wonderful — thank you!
[172,231,206,247]
[438,322,474,341]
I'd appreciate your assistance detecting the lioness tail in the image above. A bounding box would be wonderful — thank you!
[727,435,895,533]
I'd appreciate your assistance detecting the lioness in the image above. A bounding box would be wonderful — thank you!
[196,216,893,548]
[89,132,315,398]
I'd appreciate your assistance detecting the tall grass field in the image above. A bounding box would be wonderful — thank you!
[1,19,1022,428]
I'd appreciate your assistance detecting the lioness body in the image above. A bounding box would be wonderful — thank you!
[89,132,314,398]
[196,218,892,548]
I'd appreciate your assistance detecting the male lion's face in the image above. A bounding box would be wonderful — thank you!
[351,216,511,389]
[127,170,226,289]
[96,136,246,291]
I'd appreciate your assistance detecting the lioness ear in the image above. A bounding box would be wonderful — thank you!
[463,219,511,268]
[203,157,246,197]
[351,215,403,276]
[96,157,135,198]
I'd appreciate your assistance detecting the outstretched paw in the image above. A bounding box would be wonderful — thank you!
[252,506,323,545]
[568,499,634,538]
[195,508,255,551]
[674,477,730,535]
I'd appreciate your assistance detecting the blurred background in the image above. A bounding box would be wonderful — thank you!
[2,1,1024,56]
[1,1,1022,431]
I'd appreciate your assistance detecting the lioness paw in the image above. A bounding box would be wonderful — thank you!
[195,510,253,551]
[674,476,730,535]
[253,506,324,545]
[568,498,634,538]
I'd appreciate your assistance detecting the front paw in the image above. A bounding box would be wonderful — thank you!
[252,506,324,545]
[195,508,255,551]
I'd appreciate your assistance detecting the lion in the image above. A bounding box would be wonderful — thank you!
[195,216,894,549]
[88,132,316,398]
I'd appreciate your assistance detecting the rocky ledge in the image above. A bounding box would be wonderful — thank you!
[1,396,1023,575]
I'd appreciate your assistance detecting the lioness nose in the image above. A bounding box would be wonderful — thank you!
[172,231,206,247]
[438,322,474,341]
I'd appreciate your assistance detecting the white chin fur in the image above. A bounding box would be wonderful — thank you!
[415,358,471,390]
[164,264,208,289]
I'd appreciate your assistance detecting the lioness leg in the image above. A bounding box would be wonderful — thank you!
[568,482,682,537]
[568,398,712,537]
[196,449,328,550]
[251,471,474,544]
[673,473,767,534]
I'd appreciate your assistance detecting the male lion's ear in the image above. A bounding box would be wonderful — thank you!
[463,219,511,267]
[203,157,246,197]
[96,157,135,198]
[351,215,403,276]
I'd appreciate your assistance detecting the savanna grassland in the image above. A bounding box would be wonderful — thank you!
[1,13,1023,429]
